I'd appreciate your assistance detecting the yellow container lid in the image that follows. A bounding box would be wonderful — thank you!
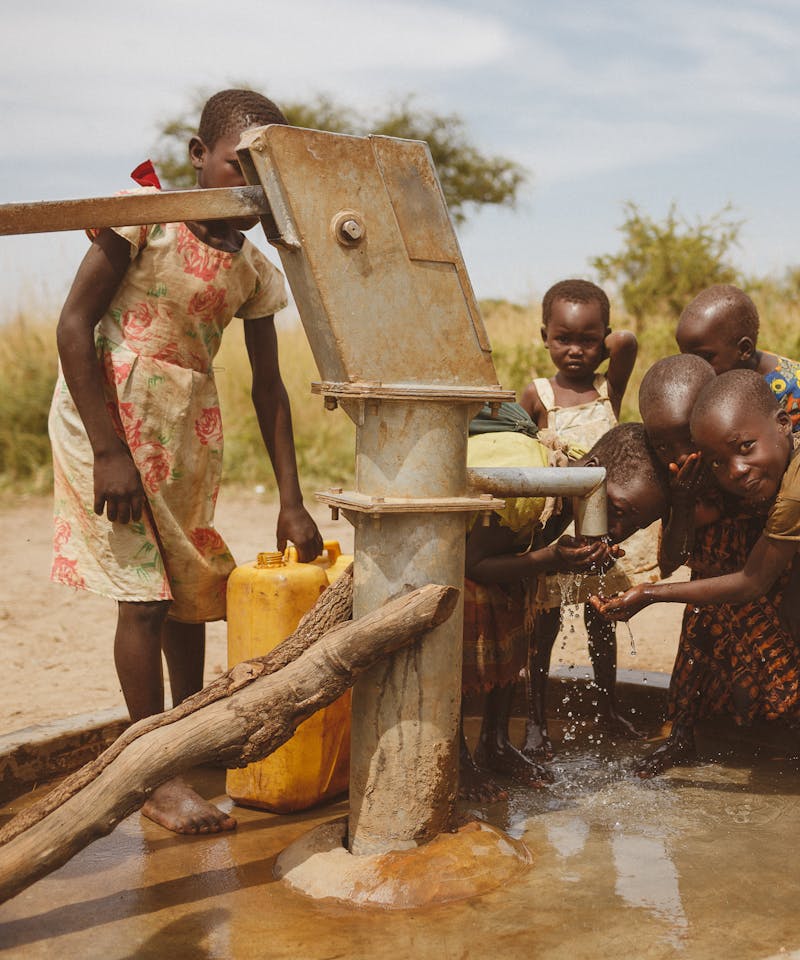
[256,551,285,568]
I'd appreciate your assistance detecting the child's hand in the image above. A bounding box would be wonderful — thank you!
[589,584,652,621]
[551,535,619,573]
[277,503,324,562]
[668,452,707,501]
[93,448,145,524]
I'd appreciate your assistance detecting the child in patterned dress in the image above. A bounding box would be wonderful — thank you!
[461,423,669,795]
[623,286,800,777]
[49,90,323,834]
[519,280,644,759]
[594,372,800,746]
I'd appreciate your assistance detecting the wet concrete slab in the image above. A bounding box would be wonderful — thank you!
[2,720,800,959]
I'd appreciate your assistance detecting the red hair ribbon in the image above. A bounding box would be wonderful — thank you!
[130,159,162,189]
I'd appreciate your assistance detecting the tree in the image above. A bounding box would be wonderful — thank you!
[591,202,744,325]
[153,92,527,225]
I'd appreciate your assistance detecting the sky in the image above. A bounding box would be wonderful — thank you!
[1,0,798,315]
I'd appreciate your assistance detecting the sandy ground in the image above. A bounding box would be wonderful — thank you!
[0,490,685,734]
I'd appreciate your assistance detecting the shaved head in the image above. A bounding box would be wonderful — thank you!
[690,369,778,436]
[639,354,716,424]
[678,284,759,345]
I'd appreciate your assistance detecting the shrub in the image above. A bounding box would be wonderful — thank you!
[591,202,744,329]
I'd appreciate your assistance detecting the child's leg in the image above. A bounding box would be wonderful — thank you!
[458,706,508,803]
[114,600,171,720]
[475,683,554,784]
[161,619,206,706]
[522,608,559,759]
[584,602,643,739]
[633,714,697,778]
[114,602,235,835]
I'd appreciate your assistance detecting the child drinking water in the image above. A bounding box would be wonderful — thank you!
[461,422,669,793]
[461,415,605,796]
[594,371,800,750]
[519,280,644,757]
[49,89,323,834]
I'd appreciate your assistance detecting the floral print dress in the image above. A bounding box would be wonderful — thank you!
[49,221,287,622]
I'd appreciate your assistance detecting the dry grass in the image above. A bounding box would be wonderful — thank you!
[214,320,355,493]
[2,291,799,494]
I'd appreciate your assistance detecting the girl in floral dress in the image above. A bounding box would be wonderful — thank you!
[49,90,322,834]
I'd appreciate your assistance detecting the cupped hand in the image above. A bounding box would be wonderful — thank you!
[588,584,652,621]
[552,535,620,573]
[668,452,707,499]
[93,447,145,523]
[277,503,324,562]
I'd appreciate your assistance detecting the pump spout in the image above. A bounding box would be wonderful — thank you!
[572,476,607,538]
[466,466,607,538]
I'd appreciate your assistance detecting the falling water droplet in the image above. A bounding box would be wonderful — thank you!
[623,621,637,656]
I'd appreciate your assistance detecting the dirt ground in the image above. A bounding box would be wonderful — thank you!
[0,490,685,733]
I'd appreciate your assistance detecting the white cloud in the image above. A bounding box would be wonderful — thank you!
[1,1,513,158]
[525,118,719,185]
[2,0,799,305]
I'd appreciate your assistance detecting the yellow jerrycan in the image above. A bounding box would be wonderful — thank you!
[307,539,353,584]
[226,542,352,812]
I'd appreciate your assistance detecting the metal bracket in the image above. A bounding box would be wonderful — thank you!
[316,489,505,515]
[312,381,514,404]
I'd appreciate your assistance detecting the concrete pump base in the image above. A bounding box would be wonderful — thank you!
[274,817,531,907]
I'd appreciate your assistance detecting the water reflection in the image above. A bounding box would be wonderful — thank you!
[612,831,687,948]
[545,816,589,859]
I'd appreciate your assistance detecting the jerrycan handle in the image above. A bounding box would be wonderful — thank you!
[283,545,299,564]
[284,541,341,565]
[322,540,341,563]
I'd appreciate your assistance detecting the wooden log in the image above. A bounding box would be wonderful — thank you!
[0,582,458,904]
[0,565,354,845]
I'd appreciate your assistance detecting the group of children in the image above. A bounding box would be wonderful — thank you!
[47,86,800,834]
[460,278,800,796]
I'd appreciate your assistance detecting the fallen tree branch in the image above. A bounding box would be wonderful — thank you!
[0,565,353,846]
[0,581,457,904]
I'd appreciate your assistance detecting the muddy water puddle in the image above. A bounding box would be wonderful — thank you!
[2,725,800,959]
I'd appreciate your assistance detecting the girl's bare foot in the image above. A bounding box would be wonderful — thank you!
[475,740,555,786]
[596,707,646,740]
[521,721,555,761]
[142,776,237,834]
[459,755,509,803]
[634,733,697,779]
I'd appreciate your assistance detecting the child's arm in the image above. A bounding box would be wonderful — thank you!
[592,532,797,621]
[466,516,615,585]
[519,382,549,430]
[57,230,145,524]
[604,329,638,419]
[244,316,324,562]
[658,453,708,577]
